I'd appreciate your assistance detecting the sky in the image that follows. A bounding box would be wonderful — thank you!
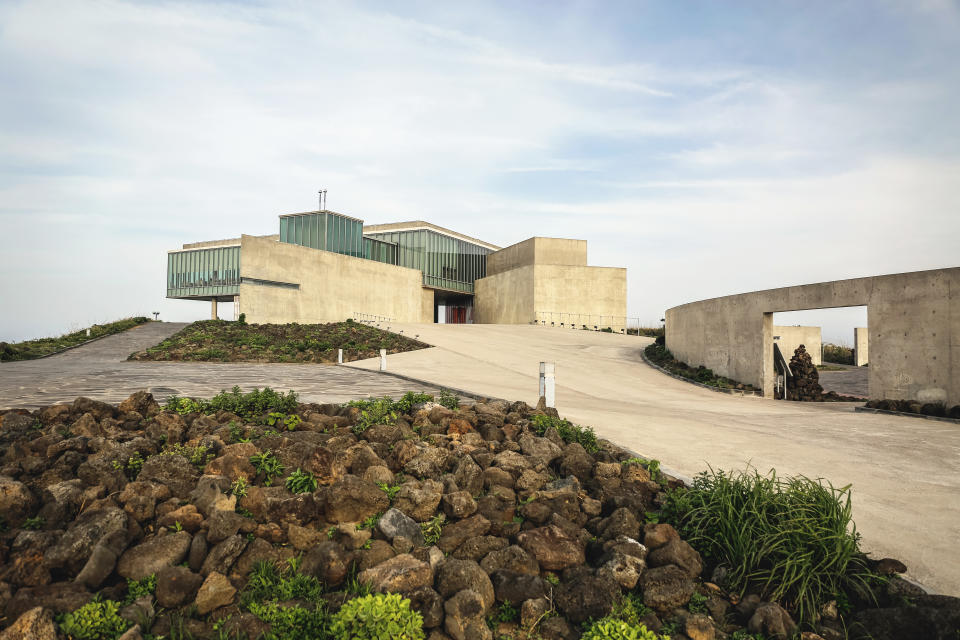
[1,0,958,343]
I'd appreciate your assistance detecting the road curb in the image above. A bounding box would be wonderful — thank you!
[855,406,960,425]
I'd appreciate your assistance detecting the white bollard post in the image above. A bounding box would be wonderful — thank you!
[539,362,556,408]
[86,328,91,337]
[337,348,343,364]
[379,349,387,371]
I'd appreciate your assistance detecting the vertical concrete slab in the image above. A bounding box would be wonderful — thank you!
[854,327,869,366]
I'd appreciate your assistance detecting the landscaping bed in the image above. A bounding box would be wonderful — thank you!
[0,317,151,362]
[644,343,758,393]
[128,319,429,363]
[1,389,958,639]
[863,398,960,420]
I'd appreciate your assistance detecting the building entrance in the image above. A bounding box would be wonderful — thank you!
[435,293,474,324]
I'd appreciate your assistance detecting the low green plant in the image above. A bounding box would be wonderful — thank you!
[158,443,213,470]
[438,389,459,410]
[328,592,425,640]
[125,573,157,604]
[250,450,285,486]
[544,572,560,586]
[531,414,599,453]
[247,601,327,640]
[242,559,325,607]
[420,513,445,544]
[610,592,652,626]
[23,515,44,530]
[378,481,402,502]
[230,477,249,498]
[229,421,250,443]
[348,396,399,434]
[236,507,255,519]
[580,618,661,640]
[359,512,382,530]
[172,521,183,532]
[393,391,434,413]
[58,598,131,640]
[111,452,145,480]
[660,467,880,624]
[285,468,318,494]
[688,592,707,614]
[495,600,518,623]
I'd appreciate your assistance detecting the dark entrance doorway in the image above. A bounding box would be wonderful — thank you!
[435,292,474,324]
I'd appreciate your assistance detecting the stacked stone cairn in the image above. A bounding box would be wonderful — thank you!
[787,344,823,402]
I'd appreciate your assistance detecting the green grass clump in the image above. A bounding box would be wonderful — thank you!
[238,558,330,639]
[129,319,428,364]
[247,601,328,640]
[660,467,879,624]
[438,389,459,410]
[58,598,131,640]
[329,592,424,640]
[0,317,150,362]
[531,414,599,453]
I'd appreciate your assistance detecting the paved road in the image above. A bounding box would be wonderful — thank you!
[0,322,443,409]
[349,323,960,595]
[819,365,869,397]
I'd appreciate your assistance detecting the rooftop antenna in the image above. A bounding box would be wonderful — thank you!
[318,190,322,211]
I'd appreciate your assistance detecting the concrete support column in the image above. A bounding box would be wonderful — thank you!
[211,299,218,320]
[379,349,387,371]
[539,362,556,408]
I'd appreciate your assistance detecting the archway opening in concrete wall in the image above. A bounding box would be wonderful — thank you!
[772,306,868,399]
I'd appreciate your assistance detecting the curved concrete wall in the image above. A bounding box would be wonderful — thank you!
[665,268,959,404]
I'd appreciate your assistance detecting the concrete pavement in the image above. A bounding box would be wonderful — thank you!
[0,322,444,409]
[348,323,960,595]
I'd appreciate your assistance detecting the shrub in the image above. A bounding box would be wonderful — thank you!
[581,618,660,640]
[247,601,328,640]
[420,513,446,544]
[822,343,854,365]
[238,312,247,325]
[329,593,425,640]
[393,391,434,413]
[660,467,879,624]
[58,598,131,640]
[348,396,399,434]
[125,573,157,604]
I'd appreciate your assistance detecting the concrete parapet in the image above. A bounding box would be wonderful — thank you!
[855,327,869,366]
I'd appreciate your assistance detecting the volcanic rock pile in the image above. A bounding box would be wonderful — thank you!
[0,391,952,640]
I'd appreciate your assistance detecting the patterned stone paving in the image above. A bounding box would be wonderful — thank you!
[0,322,443,410]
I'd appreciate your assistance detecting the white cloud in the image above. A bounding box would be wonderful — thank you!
[0,0,957,342]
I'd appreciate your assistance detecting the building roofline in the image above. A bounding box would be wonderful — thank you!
[279,209,364,224]
[363,220,501,251]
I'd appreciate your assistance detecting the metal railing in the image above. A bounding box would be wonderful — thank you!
[352,312,395,324]
[532,311,661,335]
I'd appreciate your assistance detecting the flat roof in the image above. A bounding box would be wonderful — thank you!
[363,220,501,251]
[279,209,364,224]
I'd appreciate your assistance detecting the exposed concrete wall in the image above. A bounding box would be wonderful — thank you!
[237,235,428,324]
[476,237,626,328]
[855,327,869,366]
[665,268,959,405]
[487,237,587,276]
[474,265,536,324]
[421,289,435,324]
[773,325,822,366]
[534,265,627,330]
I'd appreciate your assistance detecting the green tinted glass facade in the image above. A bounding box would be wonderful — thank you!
[362,236,398,265]
[167,246,240,299]
[279,212,362,258]
[363,229,492,293]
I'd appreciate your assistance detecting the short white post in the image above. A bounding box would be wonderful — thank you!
[539,361,556,408]
[86,328,91,337]
[337,348,343,364]
[379,349,387,371]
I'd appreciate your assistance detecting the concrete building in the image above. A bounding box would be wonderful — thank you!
[854,327,869,366]
[167,210,626,327]
[773,325,822,366]
[665,267,960,404]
